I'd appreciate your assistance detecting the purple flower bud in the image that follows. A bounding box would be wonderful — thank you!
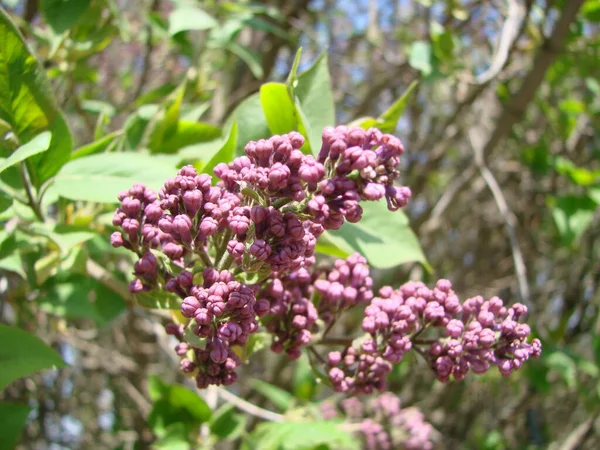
[479,328,496,347]
[268,163,291,189]
[226,240,245,262]
[181,296,201,318]
[110,232,124,247]
[183,190,203,216]
[194,308,212,325]
[210,339,228,364]
[129,279,145,293]
[163,242,184,260]
[446,319,464,338]
[249,239,271,261]
[180,359,197,373]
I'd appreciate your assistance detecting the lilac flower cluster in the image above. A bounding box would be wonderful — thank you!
[168,267,262,388]
[314,253,374,324]
[309,126,412,229]
[322,393,434,450]
[258,267,319,360]
[327,279,541,393]
[110,125,541,396]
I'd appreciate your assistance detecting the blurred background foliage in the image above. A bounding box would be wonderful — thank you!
[0,0,599,448]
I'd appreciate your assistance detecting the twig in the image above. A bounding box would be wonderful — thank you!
[216,387,285,422]
[473,0,524,85]
[130,0,160,103]
[20,162,45,222]
[469,131,530,305]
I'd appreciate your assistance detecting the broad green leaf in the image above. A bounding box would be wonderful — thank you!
[546,351,577,389]
[28,223,96,254]
[292,355,318,402]
[329,201,429,269]
[227,42,264,78]
[315,231,351,259]
[376,80,419,133]
[251,379,293,412]
[553,156,599,186]
[0,402,31,449]
[260,83,298,135]
[159,121,221,154]
[48,152,182,203]
[0,189,12,213]
[294,52,335,155]
[152,423,191,450]
[148,85,186,153]
[551,195,597,246]
[210,404,246,440]
[136,290,181,310]
[0,131,51,175]
[70,131,122,161]
[41,0,91,33]
[81,99,116,117]
[168,6,218,35]
[0,251,25,278]
[203,122,238,177]
[409,41,433,75]
[0,9,72,186]
[228,93,270,156]
[0,324,66,391]
[148,375,212,438]
[582,0,600,22]
[251,421,359,450]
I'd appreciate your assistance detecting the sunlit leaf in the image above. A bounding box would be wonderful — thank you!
[0,324,66,391]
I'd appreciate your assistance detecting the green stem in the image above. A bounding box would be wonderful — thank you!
[196,246,214,268]
[20,162,44,222]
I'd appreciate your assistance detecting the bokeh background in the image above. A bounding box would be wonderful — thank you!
[0,0,599,449]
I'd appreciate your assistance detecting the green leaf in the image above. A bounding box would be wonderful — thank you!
[0,9,72,186]
[0,189,12,213]
[329,201,429,269]
[81,99,116,117]
[228,93,270,156]
[551,195,598,246]
[286,48,303,87]
[251,379,293,412]
[260,83,298,135]
[41,0,91,33]
[148,375,212,438]
[292,355,318,402]
[227,42,264,78]
[553,156,599,186]
[376,80,419,133]
[0,324,66,391]
[168,6,218,35]
[39,275,125,326]
[315,231,351,259]
[48,152,182,203]
[0,402,31,449]
[546,351,577,389]
[29,223,96,254]
[70,131,122,161]
[203,122,238,177]
[582,0,600,22]
[153,423,191,450]
[136,290,181,310]
[210,404,246,440]
[294,52,335,155]
[159,121,221,154]
[251,421,359,450]
[0,131,51,175]
[409,41,433,75]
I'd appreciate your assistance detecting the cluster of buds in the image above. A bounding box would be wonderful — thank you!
[110,125,540,393]
[321,393,434,450]
[327,279,541,393]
